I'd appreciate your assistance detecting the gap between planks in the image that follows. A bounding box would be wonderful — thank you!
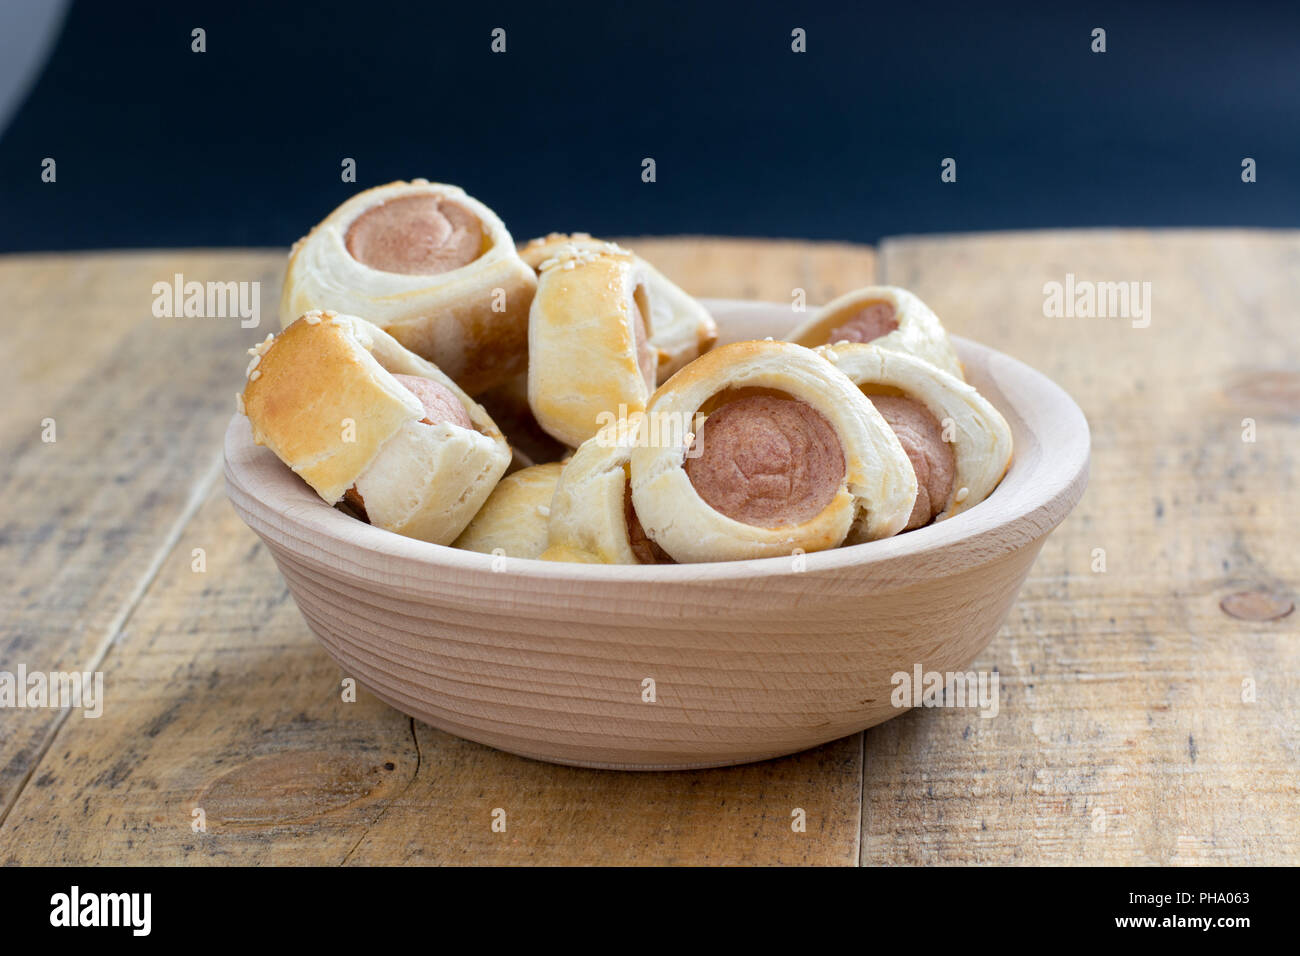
[0,451,225,828]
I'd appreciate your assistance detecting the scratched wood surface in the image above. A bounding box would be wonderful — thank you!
[0,252,281,817]
[0,240,874,865]
[863,230,1299,864]
[0,234,1294,864]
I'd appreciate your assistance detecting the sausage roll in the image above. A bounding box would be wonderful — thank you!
[242,311,511,545]
[820,343,1013,539]
[527,246,658,449]
[280,180,537,395]
[520,233,717,381]
[452,462,564,560]
[786,286,963,380]
[540,424,671,565]
[475,373,569,468]
[628,340,918,563]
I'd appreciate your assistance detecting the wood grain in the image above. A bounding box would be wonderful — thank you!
[1,234,1295,864]
[0,251,281,818]
[862,230,1300,864]
[0,240,875,864]
[0,474,863,864]
[617,236,876,305]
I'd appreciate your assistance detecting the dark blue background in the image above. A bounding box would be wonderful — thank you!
[0,0,1296,252]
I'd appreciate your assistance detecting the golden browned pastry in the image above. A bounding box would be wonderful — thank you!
[819,343,1013,539]
[786,285,963,379]
[520,233,717,381]
[540,424,671,565]
[280,180,537,395]
[627,340,918,562]
[452,462,564,559]
[475,373,569,468]
[241,311,510,544]
[526,246,658,449]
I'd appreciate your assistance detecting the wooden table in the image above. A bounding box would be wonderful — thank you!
[1,232,1296,865]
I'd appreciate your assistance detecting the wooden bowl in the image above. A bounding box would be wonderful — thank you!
[223,300,1089,770]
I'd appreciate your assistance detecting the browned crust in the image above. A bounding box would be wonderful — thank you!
[243,316,419,502]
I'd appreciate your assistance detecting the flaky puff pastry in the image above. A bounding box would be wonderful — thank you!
[628,341,918,563]
[520,233,717,381]
[527,247,658,449]
[786,286,963,380]
[819,343,1013,542]
[452,462,563,560]
[475,373,569,468]
[539,424,666,565]
[242,311,510,545]
[280,180,537,395]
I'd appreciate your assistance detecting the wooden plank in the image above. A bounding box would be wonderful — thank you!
[863,230,1300,864]
[0,240,874,864]
[0,490,863,865]
[0,251,283,817]
[618,236,876,305]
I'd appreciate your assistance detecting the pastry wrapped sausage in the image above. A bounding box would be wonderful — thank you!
[628,340,918,563]
[520,233,717,381]
[527,245,658,449]
[280,180,537,395]
[786,286,963,380]
[241,311,511,545]
[819,343,1013,539]
[475,373,569,468]
[540,425,670,565]
[452,462,563,559]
